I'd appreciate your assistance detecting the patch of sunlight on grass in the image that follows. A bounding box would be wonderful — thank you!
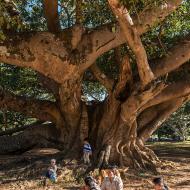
[146,141,190,149]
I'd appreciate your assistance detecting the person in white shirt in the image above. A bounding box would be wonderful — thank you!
[101,166,123,190]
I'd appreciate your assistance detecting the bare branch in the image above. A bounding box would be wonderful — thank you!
[90,63,114,93]
[142,80,190,110]
[0,87,61,122]
[152,34,190,78]
[108,0,154,86]
[43,0,60,33]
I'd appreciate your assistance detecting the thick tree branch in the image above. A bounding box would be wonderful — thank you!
[152,34,190,77]
[0,87,61,122]
[138,97,187,143]
[0,0,183,88]
[83,0,182,70]
[142,80,190,110]
[0,123,60,154]
[108,0,154,86]
[43,0,60,33]
[0,32,80,84]
[90,63,114,93]
[0,121,44,136]
[120,83,166,125]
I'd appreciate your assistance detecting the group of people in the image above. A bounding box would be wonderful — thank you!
[44,138,169,190]
[81,165,123,190]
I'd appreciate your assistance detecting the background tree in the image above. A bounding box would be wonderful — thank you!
[0,0,190,171]
[158,102,190,141]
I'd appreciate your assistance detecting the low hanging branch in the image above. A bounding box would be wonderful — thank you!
[124,78,190,128]
[43,0,60,33]
[0,87,61,122]
[138,97,187,143]
[90,63,114,93]
[0,121,44,136]
[108,0,154,86]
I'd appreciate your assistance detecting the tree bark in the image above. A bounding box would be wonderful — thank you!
[43,0,60,33]
[1,0,190,172]
[0,123,61,154]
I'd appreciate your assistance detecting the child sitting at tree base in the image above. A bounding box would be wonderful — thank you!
[43,159,57,186]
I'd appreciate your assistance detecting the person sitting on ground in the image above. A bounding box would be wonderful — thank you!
[112,165,121,179]
[83,138,92,165]
[97,169,107,186]
[80,176,101,190]
[101,165,123,190]
[153,177,169,190]
[45,159,57,183]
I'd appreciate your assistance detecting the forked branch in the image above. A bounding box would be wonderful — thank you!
[108,0,154,86]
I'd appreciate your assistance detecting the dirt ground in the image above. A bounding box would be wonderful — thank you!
[0,142,190,190]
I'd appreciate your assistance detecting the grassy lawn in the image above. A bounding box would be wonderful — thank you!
[0,142,190,189]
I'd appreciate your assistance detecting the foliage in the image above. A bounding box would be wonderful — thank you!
[0,63,54,130]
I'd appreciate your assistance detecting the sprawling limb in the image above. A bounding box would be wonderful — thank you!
[120,82,166,125]
[43,0,60,33]
[152,33,190,77]
[0,87,61,123]
[108,0,154,86]
[85,0,182,68]
[0,121,43,136]
[0,32,81,84]
[138,97,187,143]
[142,80,190,110]
[0,123,61,154]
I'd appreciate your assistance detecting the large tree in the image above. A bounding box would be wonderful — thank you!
[0,0,190,170]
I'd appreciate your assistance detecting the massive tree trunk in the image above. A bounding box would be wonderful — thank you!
[0,0,190,171]
[0,81,189,171]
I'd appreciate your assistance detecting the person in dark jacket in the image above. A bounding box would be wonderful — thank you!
[153,177,169,190]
